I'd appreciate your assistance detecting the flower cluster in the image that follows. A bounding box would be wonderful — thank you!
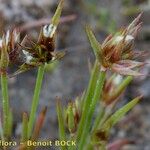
[0,29,20,73]
[96,13,145,76]
[14,24,65,76]
[0,0,65,76]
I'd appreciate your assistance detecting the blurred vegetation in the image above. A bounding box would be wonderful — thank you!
[81,0,117,34]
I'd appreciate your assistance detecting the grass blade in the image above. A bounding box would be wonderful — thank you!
[102,95,142,130]
[86,26,102,61]
[78,71,106,150]
[28,65,45,138]
[51,0,64,26]
[76,60,99,140]
[7,109,13,138]
[56,99,66,150]
[1,73,10,139]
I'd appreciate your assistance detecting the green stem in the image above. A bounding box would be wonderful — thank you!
[114,76,133,97]
[0,119,4,141]
[78,71,106,150]
[1,73,10,139]
[76,60,99,141]
[56,100,66,150]
[106,75,133,105]
[7,109,13,138]
[68,134,76,150]
[28,65,45,138]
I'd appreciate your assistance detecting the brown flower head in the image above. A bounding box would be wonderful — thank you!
[12,0,65,76]
[100,13,145,76]
[0,29,20,73]
[87,13,146,76]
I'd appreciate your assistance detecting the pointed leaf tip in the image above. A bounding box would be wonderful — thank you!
[31,107,47,141]
[86,25,101,61]
[51,0,64,26]
[102,95,141,130]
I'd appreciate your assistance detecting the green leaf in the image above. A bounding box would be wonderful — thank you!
[56,99,66,150]
[109,75,133,103]
[86,26,102,61]
[51,0,64,26]
[78,71,106,150]
[67,103,75,133]
[76,60,100,140]
[0,120,4,141]
[7,109,13,138]
[102,96,142,130]
[28,65,45,138]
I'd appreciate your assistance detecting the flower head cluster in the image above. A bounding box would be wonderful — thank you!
[87,13,146,76]
[15,24,64,75]
[100,13,145,76]
[0,0,64,76]
[0,29,20,73]
[13,0,64,75]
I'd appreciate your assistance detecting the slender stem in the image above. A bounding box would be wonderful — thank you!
[78,71,106,150]
[28,65,45,138]
[7,109,13,138]
[1,72,10,139]
[68,134,76,150]
[110,76,133,101]
[56,100,66,150]
[0,119,4,141]
[96,76,133,129]
[76,60,99,141]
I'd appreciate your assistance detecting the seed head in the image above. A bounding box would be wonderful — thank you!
[0,29,20,73]
[87,13,146,76]
[12,0,65,76]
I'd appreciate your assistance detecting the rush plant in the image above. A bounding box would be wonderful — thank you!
[0,0,64,149]
[56,13,147,150]
[0,1,148,150]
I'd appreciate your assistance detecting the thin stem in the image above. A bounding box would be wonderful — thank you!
[110,76,133,102]
[28,65,45,138]
[76,60,99,140]
[7,109,13,138]
[56,100,66,150]
[0,119,4,141]
[78,71,106,150]
[1,72,10,139]
[68,134,76,150]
